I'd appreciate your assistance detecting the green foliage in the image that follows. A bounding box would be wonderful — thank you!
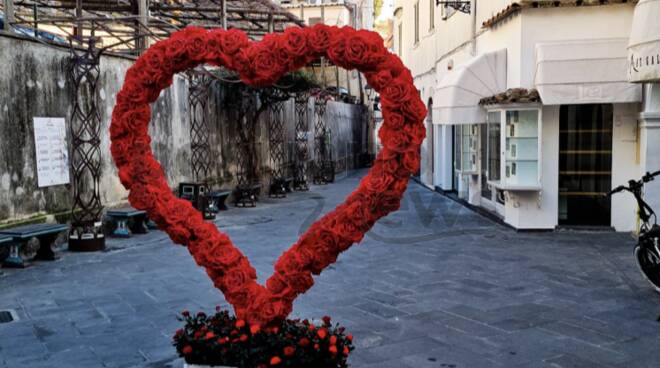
[374,0,384,18]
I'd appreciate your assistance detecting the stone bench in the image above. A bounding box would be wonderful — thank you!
[207,190,232,213]
[269,177,294,198]
[0,223,69,268]
[106,207,149,238]
[234,184,262,208]
[0,235,12,269]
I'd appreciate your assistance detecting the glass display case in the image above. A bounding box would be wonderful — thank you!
[454,124,478,174]
[505,110,540,187]
[485,107,542,191]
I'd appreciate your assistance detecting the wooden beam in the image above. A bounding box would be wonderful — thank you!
[4,0,15,31]
[137,0,148,54]
[220,0,227,29]
[74,0,82,38]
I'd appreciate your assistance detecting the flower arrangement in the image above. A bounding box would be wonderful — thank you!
[110,22,426,356]
[112,22,425,367]
[174,309,354,368]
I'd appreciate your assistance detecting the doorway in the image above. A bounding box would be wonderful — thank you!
[558,104,613,226]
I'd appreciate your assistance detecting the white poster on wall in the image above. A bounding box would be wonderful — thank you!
[33,117,70,187]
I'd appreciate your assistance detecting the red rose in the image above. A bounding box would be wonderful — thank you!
[270,356,281,365]
[222,28,250,55]
[283,346,295,357]
[283,27,308,57]
[184,28,208,60]
[306,24,331,54]
[329,345,338,355]
[317,328,328,339]
[361,167,394,193]
[402,150,421,173]
[182,345,193,355]
[298,337,310,347]
[379,128,412,153]
[366,69,393,91]
[327,32,347,67]
[252,46,281,82]
[404,121,426,145]
[382,109,405,130]
[164,36,189,66]
[381,78,412,107]
[223,267,253,293]
[402,97,428,122]
[344,34,368,66]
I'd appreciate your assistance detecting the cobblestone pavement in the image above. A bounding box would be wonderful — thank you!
[1,171,659,368]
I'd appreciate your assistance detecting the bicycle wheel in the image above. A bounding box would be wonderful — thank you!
[634,244,660,293]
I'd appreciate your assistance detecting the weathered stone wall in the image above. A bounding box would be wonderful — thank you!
[0,34,367,224]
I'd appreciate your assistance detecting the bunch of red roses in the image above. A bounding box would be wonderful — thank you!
[110,24,426,327]
[174,309,354,368]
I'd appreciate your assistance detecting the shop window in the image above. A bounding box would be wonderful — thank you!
[505,110,540,187]
[485,107,542,191]
[454,124,477,173]
[482,113,501,200]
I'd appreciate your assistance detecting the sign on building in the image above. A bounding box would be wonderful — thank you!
[33,117,70,187]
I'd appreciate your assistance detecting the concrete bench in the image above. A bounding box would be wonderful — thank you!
[0,223,68,268]
[0,235,12,269]
[207,190,232,212]
[234,184,262,208]
[106,207,149,238]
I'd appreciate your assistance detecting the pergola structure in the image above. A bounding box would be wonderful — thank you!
[1,0,305,55]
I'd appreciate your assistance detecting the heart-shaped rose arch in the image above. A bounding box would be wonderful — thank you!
[110,24,427,326]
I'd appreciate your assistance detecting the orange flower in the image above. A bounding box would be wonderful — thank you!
[329,335,337,345]
[250,324,261,335]
[270,356,282,365]
[343,346,350,356]
[205,331,215,340]
[182,346,193,355]
[317,328,328,339]
[346,334,353,342]
[283,346,296,357]
[236,320,246,328]
[329,345,338,355]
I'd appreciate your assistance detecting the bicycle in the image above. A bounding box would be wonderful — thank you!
[607,171,660,292]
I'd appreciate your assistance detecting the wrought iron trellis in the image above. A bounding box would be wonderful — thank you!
[188,71,213,183]
[263,89,292,198]
[228,86,261,207]
[68,35,105,252]
[313,91,335,185]
[293,91,310,191]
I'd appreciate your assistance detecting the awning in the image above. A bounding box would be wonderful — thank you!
[433,49,507,125]
[534,39,642,105]
[628,0,660,83]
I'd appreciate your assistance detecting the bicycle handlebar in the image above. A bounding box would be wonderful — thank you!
[606,171,660,197]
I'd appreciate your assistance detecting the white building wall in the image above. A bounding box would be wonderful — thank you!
[611,103,643,231]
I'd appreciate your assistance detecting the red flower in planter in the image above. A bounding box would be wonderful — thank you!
[270,356,281,365]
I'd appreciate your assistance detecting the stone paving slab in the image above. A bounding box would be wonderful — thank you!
[0,170,659,367]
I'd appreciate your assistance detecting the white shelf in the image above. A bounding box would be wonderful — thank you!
[488,181,542,192]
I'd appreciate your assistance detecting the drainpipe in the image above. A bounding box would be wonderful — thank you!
[471,0,477,56]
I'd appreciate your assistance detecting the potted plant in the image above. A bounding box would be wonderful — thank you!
[173,309,354,368]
